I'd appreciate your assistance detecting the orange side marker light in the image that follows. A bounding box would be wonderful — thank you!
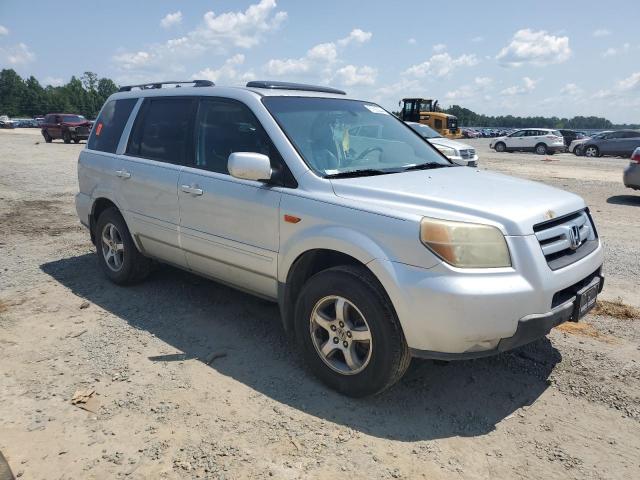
[284,214,301,224]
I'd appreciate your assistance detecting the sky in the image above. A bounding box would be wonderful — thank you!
[1,0,639,123]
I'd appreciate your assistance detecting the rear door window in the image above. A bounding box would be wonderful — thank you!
[88,98,137,153]
[127,97,196,164]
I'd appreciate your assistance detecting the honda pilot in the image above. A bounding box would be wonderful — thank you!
[75,80,604,397]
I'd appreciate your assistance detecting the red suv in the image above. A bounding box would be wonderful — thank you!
[41,113,93,144]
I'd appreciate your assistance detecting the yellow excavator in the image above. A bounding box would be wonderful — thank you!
[399,98,462,139]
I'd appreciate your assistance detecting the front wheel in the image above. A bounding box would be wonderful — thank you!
[63,131,71,144]
[95,207,151,285]
[584,146,600,158]
[494,142,506,153]
[535,143,548,155]
[73,138,80,144]
[294,265,411,397]
[43,131,52,143]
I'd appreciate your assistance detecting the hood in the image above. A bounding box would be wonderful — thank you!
[62,121,91,126]
[428,137,474,151]
[330,168,586,235]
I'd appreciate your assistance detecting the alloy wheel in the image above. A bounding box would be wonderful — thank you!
[101,223,125,272]
[309,295,373,375]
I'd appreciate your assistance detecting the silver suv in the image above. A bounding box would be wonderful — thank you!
[76,80,604,397]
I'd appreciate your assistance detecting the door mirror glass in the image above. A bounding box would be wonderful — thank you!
[228,152,272,182]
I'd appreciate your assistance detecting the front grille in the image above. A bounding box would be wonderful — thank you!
[533,209,598,270]
[459,149,475,159]
[77,126,89,135]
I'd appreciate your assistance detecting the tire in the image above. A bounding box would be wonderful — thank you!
[574,146,583,156]
[95,207,151,285]
[73,138,80,144]
[43,131,52,143]
[294,265,411,397]
[494,142,506,153]
[535,143,547,155]
[63,131,71,144]
[584,146,599,158]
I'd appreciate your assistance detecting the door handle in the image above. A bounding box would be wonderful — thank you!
[116,170,131,179]
[181,184,204,196]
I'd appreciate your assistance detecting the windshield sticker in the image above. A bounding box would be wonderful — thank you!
[363,104,389,115]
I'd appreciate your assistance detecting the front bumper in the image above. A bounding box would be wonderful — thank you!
[411,274,603,360]
[368,234,605,355]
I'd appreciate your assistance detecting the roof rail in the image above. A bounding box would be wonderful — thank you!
[118,79,214,92]
[246,80,346,95]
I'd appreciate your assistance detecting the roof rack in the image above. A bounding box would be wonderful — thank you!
[246,80,346,95]
[118,79,214,92]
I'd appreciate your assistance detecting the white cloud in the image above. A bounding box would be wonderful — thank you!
[593,28,611,37]
[1,43,35,65]
[160,11,182,29]
[445,76,493,100]
[265,29,372,84]
[43,76,64,87]
[497,29,571,67]
[408,38,416,45]
[114,0,286,72]
[432,43,446,53]
[0,25,8,36]
[471,36,484,43]
[192,54,254,83]
[560,83,582,96]
[113,50,152,70]
[618,72,640,91]
[500,77,538,96]
[602,43,630,57]
[335,65,377,86]
[403,52,478,78]
[337,28,372,47]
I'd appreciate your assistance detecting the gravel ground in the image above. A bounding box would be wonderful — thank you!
[0,130,639,480]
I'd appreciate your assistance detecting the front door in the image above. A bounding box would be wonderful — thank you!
[178,97,283,298]
[119,96,197,268]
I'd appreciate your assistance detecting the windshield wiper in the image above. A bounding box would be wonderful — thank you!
[324,169,389,179]
[401,162,452,171]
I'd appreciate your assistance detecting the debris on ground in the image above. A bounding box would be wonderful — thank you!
[71,389,99,413]
[204,351,227,365]
[593,298,640,320]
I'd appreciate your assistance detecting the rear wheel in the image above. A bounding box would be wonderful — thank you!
[95,207,151,285]
[535,143,548,155]
[43,131,52,143]
[494,142,506,152]
[584,146,600,158]
[294,265,411,397]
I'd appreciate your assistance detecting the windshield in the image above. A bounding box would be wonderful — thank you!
[262,97,450,176]
[62,115,86,123]
[407,122,442,139]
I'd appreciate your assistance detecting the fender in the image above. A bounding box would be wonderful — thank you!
[278,224,393,284]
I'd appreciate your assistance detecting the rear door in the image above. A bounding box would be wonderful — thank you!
[621,131,640,156]
[120,96,197,267]
[177,97,285,298]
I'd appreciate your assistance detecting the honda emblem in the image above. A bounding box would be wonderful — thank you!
[568,225,582,250]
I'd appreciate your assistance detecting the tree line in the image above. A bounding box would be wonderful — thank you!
[2,68,638,128]
[0,69,118,119]
[443,105,638,130]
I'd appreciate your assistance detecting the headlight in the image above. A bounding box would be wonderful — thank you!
[434,145,456,157]
[420,217,511,268]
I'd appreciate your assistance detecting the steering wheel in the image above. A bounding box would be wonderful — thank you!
[355,146,383,162]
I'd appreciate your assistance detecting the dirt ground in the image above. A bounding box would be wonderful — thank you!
[1,129,639,480]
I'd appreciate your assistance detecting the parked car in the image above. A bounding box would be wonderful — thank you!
[490,128,566,154]
[569,131,608,156]
[12,118,39,128]
[406,122,478,166]
[41,113,93,143]
[558,129,587,148]
[76,79,604,397]
[581,130,640,158]
[461,128,480,139]
[623,147,640,191]
[0,115,15,129]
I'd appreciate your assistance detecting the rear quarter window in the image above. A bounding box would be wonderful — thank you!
[88,98,138,153]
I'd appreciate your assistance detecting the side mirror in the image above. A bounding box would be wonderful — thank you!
[228,152,272,182]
